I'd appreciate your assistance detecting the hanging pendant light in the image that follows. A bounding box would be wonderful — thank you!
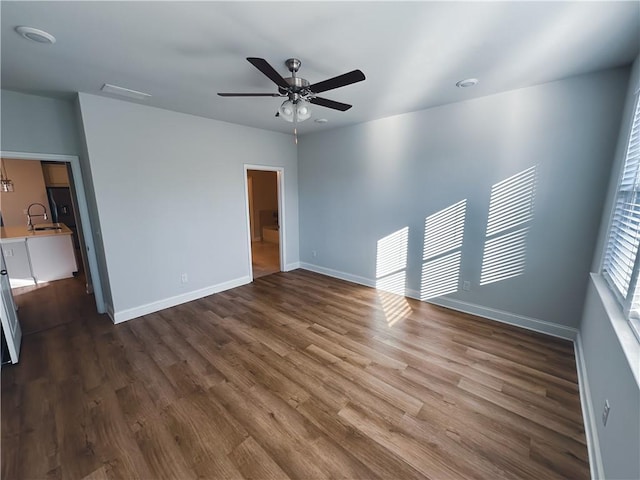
[1,161,14,192]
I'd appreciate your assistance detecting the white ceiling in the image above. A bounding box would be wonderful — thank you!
[2,1,639,135]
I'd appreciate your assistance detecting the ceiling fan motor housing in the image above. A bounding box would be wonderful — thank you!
[279,76,310,100]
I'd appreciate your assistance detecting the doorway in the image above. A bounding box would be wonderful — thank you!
[245,166,284,279]
[0,152,104,347]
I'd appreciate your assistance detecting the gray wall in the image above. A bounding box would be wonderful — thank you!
[579,54,640,480]
[298,68,628,329]
[580,278,639,480]
[78,93,298,318]
[74,96,114,313]
[0,89,80,155]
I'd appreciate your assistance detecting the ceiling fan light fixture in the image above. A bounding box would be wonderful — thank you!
[279,100,295,122]
[279,99,312,123]
[296,99,312,121]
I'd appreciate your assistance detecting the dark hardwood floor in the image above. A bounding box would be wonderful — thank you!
[1,269,589,479]
[11,273,90,336]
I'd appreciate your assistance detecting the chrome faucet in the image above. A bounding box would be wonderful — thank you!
[27,203,48,231]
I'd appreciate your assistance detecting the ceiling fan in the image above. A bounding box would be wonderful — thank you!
[218,57,365,123]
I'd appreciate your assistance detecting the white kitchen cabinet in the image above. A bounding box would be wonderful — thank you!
[0,224,77,286]
[27,235,77,283]
[1,239,34,287]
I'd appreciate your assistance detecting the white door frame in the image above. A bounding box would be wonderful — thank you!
[243,165,285,279]
[0,247,21,363]
[1,151,105,314]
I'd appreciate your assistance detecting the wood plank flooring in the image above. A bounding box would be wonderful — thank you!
[1,269,590,480]
[11,273,89,335]
[251,241,280,279]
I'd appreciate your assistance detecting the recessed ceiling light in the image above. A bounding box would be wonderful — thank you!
[314,118,328,124]
[101,83,152,100]
[456,78,479,88]
[15,26,56,44]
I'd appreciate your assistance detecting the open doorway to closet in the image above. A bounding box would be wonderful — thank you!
[246,168,282,279]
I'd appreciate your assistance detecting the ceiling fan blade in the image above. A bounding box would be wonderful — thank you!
[218,93,281,97]
[309,97,352,111]
[309,69,365,94]
[247,57,290,89]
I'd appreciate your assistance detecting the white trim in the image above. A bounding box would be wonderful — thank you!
[574,332,604,480]
[276,169,285,272]
[1,150,105,314]
[1,152,78,163]
[244,165,286,279]
[243,171,254,280]
[300,262,375,288]
[426,297,578,340]
[589,274,640,385]
[284,262,300,272]
[299,262,577,340]
[112,275,251,324]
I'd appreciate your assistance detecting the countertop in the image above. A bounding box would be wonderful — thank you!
[1,223,74,241]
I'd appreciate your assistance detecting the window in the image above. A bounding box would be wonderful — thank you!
[602,94,640,340]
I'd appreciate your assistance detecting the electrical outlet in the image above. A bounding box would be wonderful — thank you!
[180,273,188,284]
[4,249,13,257]
[312,250,317,258]
[463,280,471,291]
[602,399,611,426]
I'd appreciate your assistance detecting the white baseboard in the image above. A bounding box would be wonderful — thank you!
[427,296,578,341]
[300,262,375,288]
[112,275,252,324]
[299,262,577,341]
[284,262,301,272]
[574,332,604,480]
[9,278,36,288]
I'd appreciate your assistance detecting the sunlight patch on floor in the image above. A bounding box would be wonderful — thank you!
[376,227,412,326]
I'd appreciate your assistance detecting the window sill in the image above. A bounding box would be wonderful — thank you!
[590,273,640,386]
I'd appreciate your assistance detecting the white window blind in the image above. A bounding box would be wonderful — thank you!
[603,94,640,339]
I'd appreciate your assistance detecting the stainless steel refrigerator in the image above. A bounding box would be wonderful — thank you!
[46,187,80,249]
